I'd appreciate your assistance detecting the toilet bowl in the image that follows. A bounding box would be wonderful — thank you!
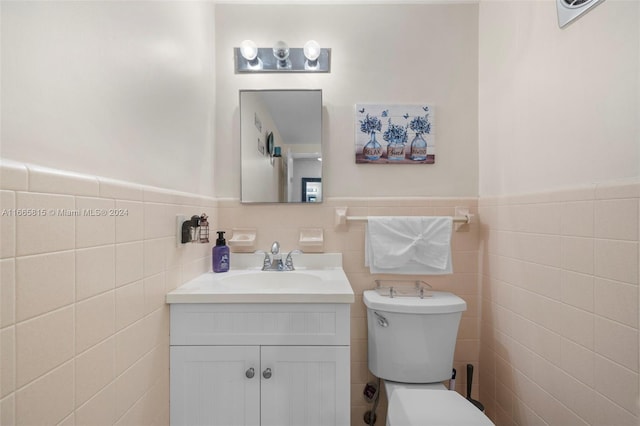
[364,289,495,426]
[386,385,494,426]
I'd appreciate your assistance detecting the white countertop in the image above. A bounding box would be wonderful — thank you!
[166,253,355,304]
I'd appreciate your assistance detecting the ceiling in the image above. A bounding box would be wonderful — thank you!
[258,90,322,146]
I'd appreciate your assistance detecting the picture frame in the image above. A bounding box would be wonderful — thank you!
[355,104,435,164]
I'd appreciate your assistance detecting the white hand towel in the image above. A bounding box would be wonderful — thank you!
[365,216,453,275]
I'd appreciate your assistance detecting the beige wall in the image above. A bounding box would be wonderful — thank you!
[478,0,639,197]
[0,160,215,425]
[0,1,217,196]
[214,3,479,199]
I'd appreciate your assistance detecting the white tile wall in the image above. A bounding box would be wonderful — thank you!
[15,192,75,256]
[75,336,115,407]
[76,245,116,301]
[0,160,214,426]
[12,159,637,426]
[15,252,75,321]
[0,191,16,259]
[479,182,640,425]
[115,242,144,288]
[115,281,145,331]
[75,197,116,248]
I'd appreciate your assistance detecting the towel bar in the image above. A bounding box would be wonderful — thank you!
[334,206,474,229]
[345,215,470,223]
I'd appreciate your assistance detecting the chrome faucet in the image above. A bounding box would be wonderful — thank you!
[269,241,283,270]
[271,241,280,256]
[257,242,302,271]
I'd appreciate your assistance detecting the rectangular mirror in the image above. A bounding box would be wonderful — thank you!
[240,89,322,203]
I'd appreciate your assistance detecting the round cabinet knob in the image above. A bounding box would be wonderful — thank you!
[262,368,272,379]
[245,368,255,379]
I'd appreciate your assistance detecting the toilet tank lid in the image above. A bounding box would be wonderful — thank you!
[363,290,466,314]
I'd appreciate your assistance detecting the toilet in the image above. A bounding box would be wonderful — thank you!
[364,289,494,426]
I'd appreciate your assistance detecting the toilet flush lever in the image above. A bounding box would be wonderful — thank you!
[374,311,388,327]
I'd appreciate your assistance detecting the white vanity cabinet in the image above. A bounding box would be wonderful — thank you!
[171,345,260,426]
[169,303,351,426]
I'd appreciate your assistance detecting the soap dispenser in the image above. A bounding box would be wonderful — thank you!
[212,231,230,273]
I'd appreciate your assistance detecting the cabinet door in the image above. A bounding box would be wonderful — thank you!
[170,346,260,426]
[260,346,350,426]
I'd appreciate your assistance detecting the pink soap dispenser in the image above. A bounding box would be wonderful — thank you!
[212,231,229,273]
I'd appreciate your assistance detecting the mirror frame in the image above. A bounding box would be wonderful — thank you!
[239,89,323,204]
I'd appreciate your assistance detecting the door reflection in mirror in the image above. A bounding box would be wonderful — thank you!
[301,177,322,203]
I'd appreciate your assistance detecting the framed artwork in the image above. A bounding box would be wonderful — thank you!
[355,104,435,164]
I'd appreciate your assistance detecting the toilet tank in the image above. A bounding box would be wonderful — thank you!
[363,290,466,383]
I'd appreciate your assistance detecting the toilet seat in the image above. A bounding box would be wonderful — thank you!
[384,380,446,396]
[387,388,494,426]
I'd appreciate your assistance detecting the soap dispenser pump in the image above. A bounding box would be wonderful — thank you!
[212,231,230,273]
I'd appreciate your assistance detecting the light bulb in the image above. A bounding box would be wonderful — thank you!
[272,41,291,69]
[272,41,289,60]
[303,40,321,62]
[240,40,258,61]
[304,40,321,70]
[239,40,262,69]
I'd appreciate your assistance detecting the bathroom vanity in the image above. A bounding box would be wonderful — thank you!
[166,253,354,426]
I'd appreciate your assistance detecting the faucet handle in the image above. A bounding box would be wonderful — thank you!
[254,250,271,270]
[285,249,303,270]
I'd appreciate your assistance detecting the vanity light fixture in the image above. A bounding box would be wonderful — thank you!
[234,40,330,73]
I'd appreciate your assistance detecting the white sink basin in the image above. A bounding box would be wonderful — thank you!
[217,271,323,290]
[166,253,354,304]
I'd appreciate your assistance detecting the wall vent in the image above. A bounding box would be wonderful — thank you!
[556,0,605,28]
